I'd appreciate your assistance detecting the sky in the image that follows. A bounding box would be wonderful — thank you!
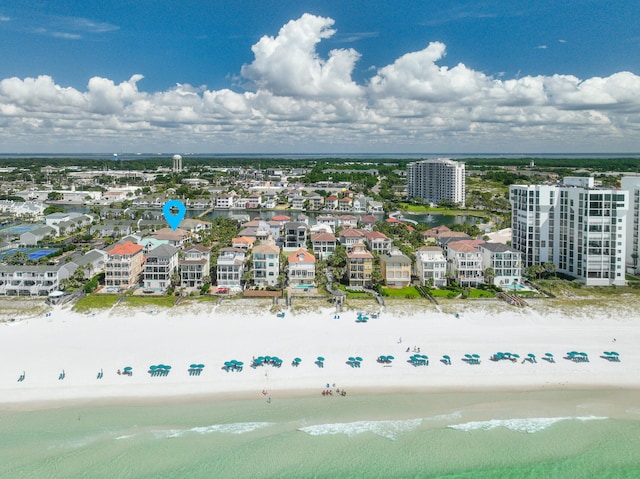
[0,0,639,154]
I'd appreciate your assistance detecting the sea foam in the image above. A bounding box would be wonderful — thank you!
[159,422,273,439]
[448,416,607,434]
[298,418,422,440]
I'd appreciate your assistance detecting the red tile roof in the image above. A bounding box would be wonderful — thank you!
[108,241,143,256]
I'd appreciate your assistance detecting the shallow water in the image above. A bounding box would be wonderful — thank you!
[1,389,639,478]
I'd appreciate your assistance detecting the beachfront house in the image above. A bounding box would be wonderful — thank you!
[415,246,447,288]
[446,241,484,287]
[287,248,316,288]
[104,241,145,290]
[310,232,337,260]
[379,249,412,288]
[346,242,374,288]
[252,243,281,288]
[143,244,179,292]
[180,244,211,289]
[478,242,523,288]
[0,263,78,296]
[216,247,246,291]
[337,215,358,229]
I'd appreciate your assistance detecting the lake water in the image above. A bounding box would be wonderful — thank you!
[2,388,639,478]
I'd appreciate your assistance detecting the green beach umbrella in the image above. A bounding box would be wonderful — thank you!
[150,365,158,370]
[349,357,356,362]
[512,354,520,359]
[123,366,132,371]
[355,357,363,362]
[387,355,395,360]
[197,364,205,368]
[528,353,536,358]
[545,353,554,357]
[611,351,619,356]
[190,363,199,369]
[443,355,450,360]
[294,357,302,363]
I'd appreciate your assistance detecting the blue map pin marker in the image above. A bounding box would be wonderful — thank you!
[162,199,186,230]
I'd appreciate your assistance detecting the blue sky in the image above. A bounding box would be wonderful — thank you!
[0,1,639,154]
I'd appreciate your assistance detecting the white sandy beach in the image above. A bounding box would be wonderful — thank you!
[1,297,639,409]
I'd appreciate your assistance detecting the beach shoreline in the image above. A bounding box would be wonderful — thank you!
[1,296,639,411]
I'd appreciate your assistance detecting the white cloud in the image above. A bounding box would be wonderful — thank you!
[535,44,548,49]
[240,13,363,98]
[0,13,639,153]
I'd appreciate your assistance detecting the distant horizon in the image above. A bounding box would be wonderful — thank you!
[1,152,640,159]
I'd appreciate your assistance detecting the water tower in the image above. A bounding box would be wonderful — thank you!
[172,154,183,173]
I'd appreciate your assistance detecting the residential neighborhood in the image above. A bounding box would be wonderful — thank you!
[2,156,640,302]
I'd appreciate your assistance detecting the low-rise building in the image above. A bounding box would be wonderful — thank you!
[143,244,179,292]
[310,232,337,260]
[284,222,309,249]
[0,263,77,296]
[478,242,523,287]
[180,244,211,289]
[346,242,373,288]
[446,241,484,287]
[252,243,280,287]
[20,226,57,246]
[415,246,447,288]
[216,247,246,291]
[363,230,393,254]
[287,248,316,287]
[379,249,412,288]
[104,241,145,290]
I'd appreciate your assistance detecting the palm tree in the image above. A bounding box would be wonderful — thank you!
[484,267,495,285]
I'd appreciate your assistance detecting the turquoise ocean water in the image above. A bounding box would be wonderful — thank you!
[1,389,639,478]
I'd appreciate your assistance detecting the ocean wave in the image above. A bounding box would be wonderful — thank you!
[159,422,273,438]
[298,418,422,440]
[448,416,607,434]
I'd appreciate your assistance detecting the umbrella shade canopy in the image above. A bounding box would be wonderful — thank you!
[472,354,480,359]
[294,358,302,363]
[349,357,356,362]
[197,364,205,368]
[387,355,395,360]
[464,354,472,359]
[123,366,133,371]
[235,361,244,366]
[528,353,536,358]
[545,353,554,357]
[150,365,158,370]
[355,357,363,362]
[579,352,588,356]
[512,354,520,359]
[162,365,171,370]
[317,357,325,362]
[190,364,199,369]
[443,355,450,360]
[603,352,612,356]
[224,362,232,367]
[610,351,620,356]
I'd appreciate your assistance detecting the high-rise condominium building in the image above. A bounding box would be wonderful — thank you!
[407,159,465,206]
[510,177,628,286]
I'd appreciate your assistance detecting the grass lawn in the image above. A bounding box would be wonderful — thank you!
[429,289,460,298]
[73,294,119,312]
[381,286,421,299]
[467,289,495,298]
[121,295,177,308]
